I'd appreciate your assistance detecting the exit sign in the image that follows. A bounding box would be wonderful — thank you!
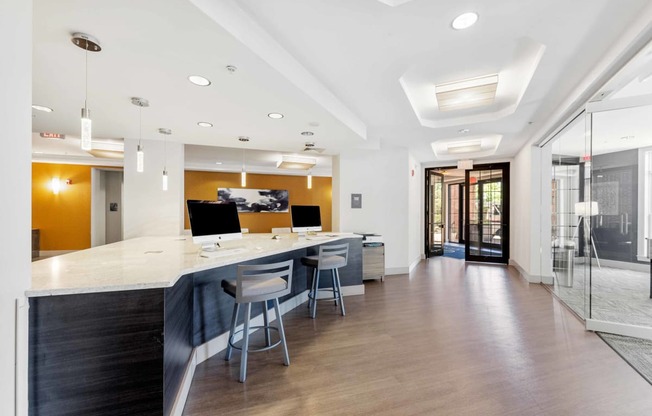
[40,132,65,139]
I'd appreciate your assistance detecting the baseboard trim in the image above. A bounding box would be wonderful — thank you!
[408,256,422,273]
[37,250,76,258]
[596,258,649,272]
[385,267,409,275]
[586,319,652,341]
[169,350,198,416]
[508,260,541,283]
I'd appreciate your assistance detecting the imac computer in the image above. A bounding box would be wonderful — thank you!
[290,205,322,234]
[187,200,242,251]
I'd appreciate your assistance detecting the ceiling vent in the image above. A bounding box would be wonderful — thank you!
[435,74,498,111]
[303,146,326,153]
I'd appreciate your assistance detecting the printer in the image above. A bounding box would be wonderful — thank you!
[355,233,383,246]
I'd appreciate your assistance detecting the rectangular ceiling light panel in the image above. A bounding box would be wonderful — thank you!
[436,74,498,111]
[447,142,482,154]
[276,155,316,170]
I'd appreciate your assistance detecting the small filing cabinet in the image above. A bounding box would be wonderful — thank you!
[362,243,385,281]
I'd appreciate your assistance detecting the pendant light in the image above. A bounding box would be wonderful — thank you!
[238,136,249,187]
[241,150,247,187]
[307,170,313,189]
[159,128,171,191]
[131,97,149,172]
[71,33,101,151]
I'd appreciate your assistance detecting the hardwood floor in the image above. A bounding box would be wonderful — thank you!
[183,258,652,415]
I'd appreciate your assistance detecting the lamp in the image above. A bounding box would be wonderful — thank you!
[573,201,601,268]
[159,128,171,191]
[307,170,312,189]
[574,201,599,217]
[51,178,61,194]
[71,33,101,151]
[131,97,149,172]
[51,178,72,194]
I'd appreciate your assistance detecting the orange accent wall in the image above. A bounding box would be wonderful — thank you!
[184,171,332,233]
[32,163,92,250]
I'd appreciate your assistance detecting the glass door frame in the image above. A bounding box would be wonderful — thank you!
[448,182,465,244]
[465,163,510,264]
[583,94,652,341]
[425,170,445,257]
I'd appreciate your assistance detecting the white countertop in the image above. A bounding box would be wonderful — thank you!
[29,233,361,297]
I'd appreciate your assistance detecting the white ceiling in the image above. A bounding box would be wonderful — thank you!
[32,0,652,170]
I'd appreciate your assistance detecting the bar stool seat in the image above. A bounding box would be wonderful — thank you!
[222,259,293,383]
[301,243,348,319]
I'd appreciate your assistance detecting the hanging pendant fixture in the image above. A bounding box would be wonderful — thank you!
[241,151,247,187]
[307,170,313,189]
[238,136,249,187]
[159,128,172,191]
[72,33,101,151]
[131,97,150,173]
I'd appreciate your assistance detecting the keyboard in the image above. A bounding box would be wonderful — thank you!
[200,247,248,258]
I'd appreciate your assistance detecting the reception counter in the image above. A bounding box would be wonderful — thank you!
[28,233,363,416]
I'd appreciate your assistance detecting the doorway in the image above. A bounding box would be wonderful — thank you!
[465,163,510,263]
[91,168,124,247]
[425,163,510,263]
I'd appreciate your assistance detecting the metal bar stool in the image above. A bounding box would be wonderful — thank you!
[221,259,293,382]
[301,243,348,319]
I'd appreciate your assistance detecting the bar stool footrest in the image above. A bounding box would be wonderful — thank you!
[228,325,282,353]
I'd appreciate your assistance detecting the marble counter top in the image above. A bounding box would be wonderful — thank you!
[28,233,361,297]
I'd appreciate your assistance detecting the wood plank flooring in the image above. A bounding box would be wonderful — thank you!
[182,258,652,415]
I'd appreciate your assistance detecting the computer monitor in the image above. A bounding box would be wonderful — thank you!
[290,205,322,233]
[187,200,242,251]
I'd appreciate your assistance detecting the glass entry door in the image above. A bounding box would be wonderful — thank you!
[448,183,465,244]
[465,164,510,263]
[426,171,445,257]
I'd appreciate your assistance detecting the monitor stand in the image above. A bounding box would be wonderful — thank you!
[201,242,221,252]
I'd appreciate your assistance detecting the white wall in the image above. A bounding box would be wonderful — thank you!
[333,146,421,274]
[510,145,546,282]
[123,138,185,238]
[105,170,123,244]
[0,0,32,414]
[408,153,423,270]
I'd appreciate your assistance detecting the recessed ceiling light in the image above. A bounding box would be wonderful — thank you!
[188,75,211,86]
[215,162,223,165]
[458,128,470,134]
[301,131,314,136]
[268,113,284,119]
[452,12,478,30]
[238,136,250,142]
[197,122,213,127]
[32,105,53,112]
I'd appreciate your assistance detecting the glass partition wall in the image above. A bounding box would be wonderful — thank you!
[542,39,652,339]
[548,117,591,318]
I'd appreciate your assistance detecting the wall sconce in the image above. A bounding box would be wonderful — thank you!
[51,178,72,194]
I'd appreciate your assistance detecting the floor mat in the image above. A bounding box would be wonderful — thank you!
[597,332,652,385]
[443,243,465,260]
